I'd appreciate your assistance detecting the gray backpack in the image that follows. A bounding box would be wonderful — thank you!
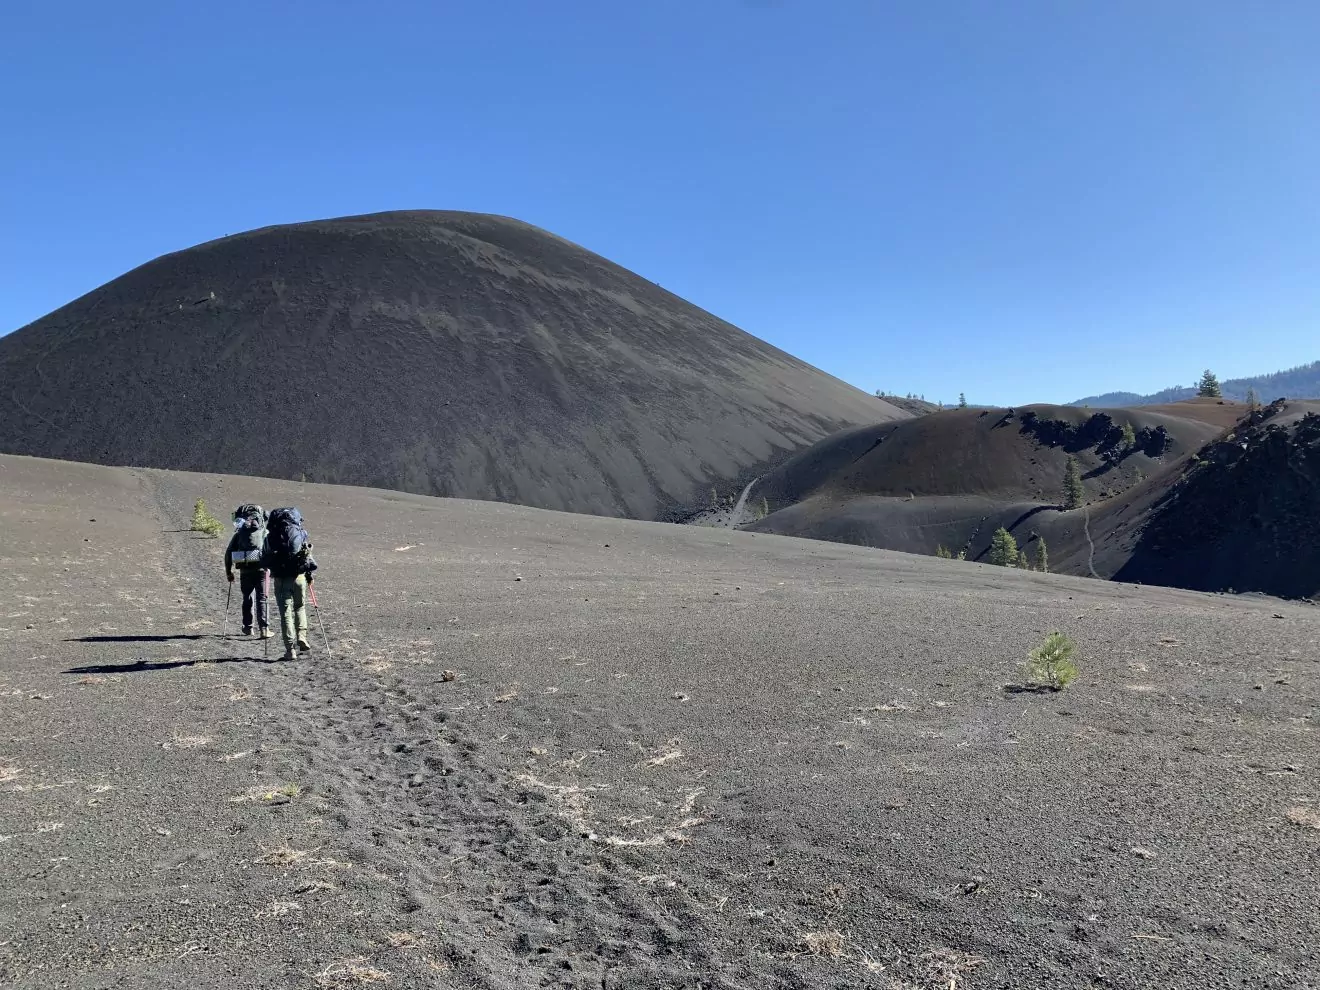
[229,505,266,570]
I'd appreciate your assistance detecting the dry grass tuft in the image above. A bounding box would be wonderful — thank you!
[1286,806,1320,830]
[799,930,846,957]
[232,782,302,803]
[75,675,108,685]
[314,958,391,987]
[383,931,425,949]
[255,899,303,919]
[260,844,315,867]
[293,878,338,894]
[645,750,682,767]
[164,734,212,750]
[920,948,987,988]
[258,843,348,870]
[0,766,22,784]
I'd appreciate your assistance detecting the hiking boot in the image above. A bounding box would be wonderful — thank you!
[297,639,312,653]
[282,648,296,661]
[259,628,274,639]
[241,627,253,636]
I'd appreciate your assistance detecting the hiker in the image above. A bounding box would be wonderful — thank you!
[225,504,272,638]
[262,507,318,661]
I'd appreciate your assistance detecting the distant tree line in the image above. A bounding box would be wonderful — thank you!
[1073,361,1320,408]
[937,532,1048,571]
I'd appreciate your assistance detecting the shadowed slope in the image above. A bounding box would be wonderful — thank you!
[748,402,1219,524]
[1103,400,1320,597]
[0,211,903,519]
[744,399,1320,597]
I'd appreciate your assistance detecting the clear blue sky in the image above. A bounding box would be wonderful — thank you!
[3,1,1317,406]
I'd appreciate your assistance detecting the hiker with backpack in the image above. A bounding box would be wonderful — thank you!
[262,507,319,661]
[225,504,272,638]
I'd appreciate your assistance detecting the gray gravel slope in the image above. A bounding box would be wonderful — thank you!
[2,454,1317,989]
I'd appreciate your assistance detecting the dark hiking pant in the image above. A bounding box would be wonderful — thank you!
[239,568,269,631]
[273,574,308,653]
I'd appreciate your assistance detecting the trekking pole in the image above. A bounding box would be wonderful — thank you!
[307,583,333,661]
[264,572,272,660]
[222,581,234,639]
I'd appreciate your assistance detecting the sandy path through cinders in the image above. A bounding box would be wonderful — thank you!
[0,458,464,988]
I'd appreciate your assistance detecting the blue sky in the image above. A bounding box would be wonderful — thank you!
[2,1,1317,406]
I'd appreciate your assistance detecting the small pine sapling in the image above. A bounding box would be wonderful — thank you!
[190,499,224,538]
[1024,632,1079,690]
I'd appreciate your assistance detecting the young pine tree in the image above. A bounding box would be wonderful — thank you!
[1120,421,1137,451]
[988,527,1018,566]
[958,392,968,409]
[1063,456,1084,510]
[1016,550,1030,569]
[935,544,953,559]
[189,498,223,538]
[1025,632,1080,690]
[1197,369,1222,398]
[1034,537,1049,573]
[1245,386,1260,412]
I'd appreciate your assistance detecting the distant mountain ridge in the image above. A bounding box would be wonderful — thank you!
[1071,360,1320,407]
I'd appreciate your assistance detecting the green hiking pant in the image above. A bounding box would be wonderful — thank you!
[273,574,308,653]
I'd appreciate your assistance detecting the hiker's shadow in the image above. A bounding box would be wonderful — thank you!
[65,656,281,674]
[68,634,215,643]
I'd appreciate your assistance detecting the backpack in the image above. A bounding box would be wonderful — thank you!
[233,503,266,527]
[265,507,310,574]
[229,504,266,569]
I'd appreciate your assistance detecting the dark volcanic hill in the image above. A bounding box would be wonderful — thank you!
[0,211,903,518]
[1102,399,1320,598]
[738,397,1320,598]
